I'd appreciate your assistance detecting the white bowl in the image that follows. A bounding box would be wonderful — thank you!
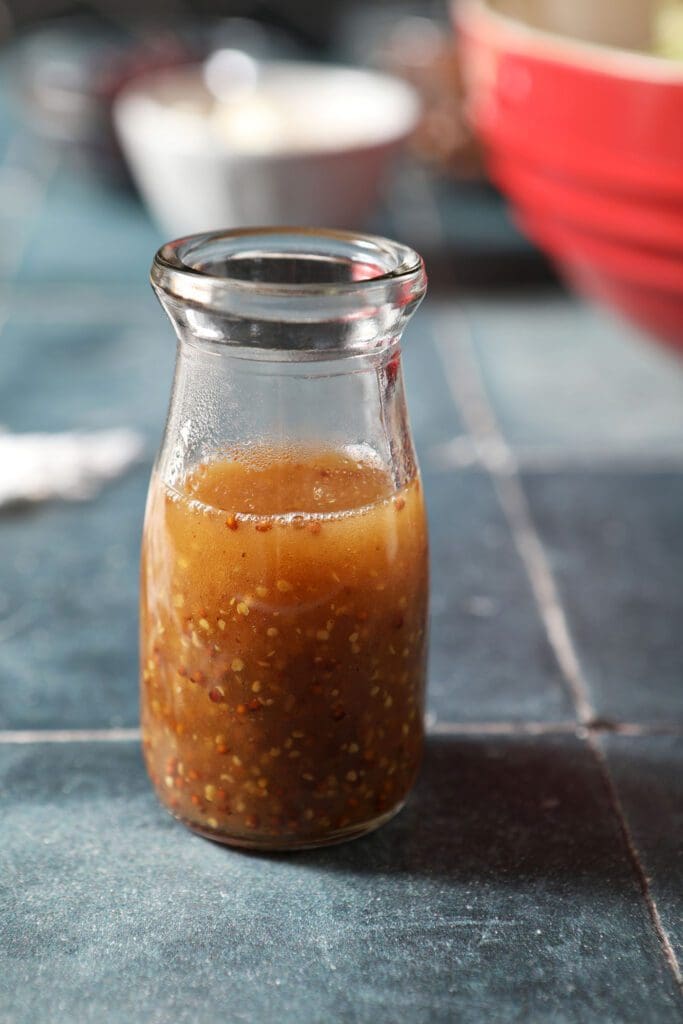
[114,60,421,236]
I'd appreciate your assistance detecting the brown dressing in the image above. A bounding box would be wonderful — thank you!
[141,447,428,848]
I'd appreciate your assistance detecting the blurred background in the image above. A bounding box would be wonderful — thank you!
[0,0,561,300]
[0,0,680,341]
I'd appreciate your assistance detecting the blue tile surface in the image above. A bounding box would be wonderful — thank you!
[403,314,464,452]
[1,735,681,1024]
[16,168,162,285]
[523,472,683,725]
[0,316,173,437]
[425,468,571,723]
[0,466,148,730]
[464,296,683,455]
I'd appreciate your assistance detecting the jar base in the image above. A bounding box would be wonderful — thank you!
[176,800,407,852]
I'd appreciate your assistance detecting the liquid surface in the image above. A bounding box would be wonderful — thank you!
[184,447,396,516]
[141,448,429,848]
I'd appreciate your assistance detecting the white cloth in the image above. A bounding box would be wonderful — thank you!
[0,428,145,507]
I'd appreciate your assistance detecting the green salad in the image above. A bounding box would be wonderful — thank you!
[654,0,683,59]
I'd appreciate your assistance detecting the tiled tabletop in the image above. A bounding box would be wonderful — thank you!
[0,137,682,1023]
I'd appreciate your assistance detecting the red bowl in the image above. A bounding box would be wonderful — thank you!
[517,208,683,346]
[457,0,683,189]
[491,155,683,255]
[477,114,683,200]
[455,0,683,350]
[563,265,683,351]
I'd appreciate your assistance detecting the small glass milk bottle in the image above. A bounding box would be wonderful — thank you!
[141,227,429,849]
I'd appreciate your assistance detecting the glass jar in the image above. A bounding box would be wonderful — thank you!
[141,227,429,850]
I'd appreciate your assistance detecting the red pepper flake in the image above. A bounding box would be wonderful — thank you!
[190,794,202,807]
[255,521,272,533]
[177,665,188,677]
[291,515,307,530]
[189,671,205,686]
[394,496,405,511]
[248,697,261,711]
[188,769,200,782]
[386,352,400,385]
[216,743,229,755]
[225,514,239,531]
[209,686,225,703]
[236,703,248,716]
[331,703,346,721]
[308,521,321,535]
[173,775,184,789]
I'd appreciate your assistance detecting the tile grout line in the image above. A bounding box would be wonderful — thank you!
[433,313,683,996]
[0,728,142,744]
[426,436,683,475]
[431,720,577,736]
[430,720,683,737]
[1,724,577,744]
[2,721,682,745]
[589,731,683,990]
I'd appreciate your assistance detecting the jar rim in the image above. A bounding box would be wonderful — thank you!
[152,226,425,299]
